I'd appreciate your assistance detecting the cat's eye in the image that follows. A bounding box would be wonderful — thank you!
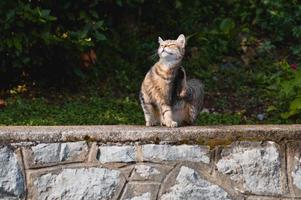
[165,44,175,48]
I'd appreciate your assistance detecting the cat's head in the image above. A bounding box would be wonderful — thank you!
[157,34,186,62]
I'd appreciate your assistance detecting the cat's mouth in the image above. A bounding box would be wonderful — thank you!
[162,49,173,55]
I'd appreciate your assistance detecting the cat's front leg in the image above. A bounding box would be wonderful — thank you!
[142,103,160,126]
[160,104,178,128]
[140,93,160,126]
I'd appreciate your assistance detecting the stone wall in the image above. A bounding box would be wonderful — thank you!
[1,125,301,200]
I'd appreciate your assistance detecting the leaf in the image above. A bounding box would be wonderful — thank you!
[293,26,301,38]
[13,38,22,51]
[281,96,301,119]
[175,0,182,9]
[280,81,294,97]
[95,31,106,41]
[73,67,85,79]
[267,105,277,112]
[219,18,235,34]
[47,16,57,21]
[6,10,15,20]
[79,29,89,39]
[289,96,301,111]
[116,0,122,6]
[39,9,57,21]
[89,10,99,18]
[94,21,104,29]
[79,11,87,19]
[41,9,51,17]
[22,57,30,64]
[281,111,296,119]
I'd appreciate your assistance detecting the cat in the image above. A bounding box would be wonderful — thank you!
[140,34,204,127]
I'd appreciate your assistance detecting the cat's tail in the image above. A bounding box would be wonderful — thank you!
[187,78,204,121]
[172,78,204,125]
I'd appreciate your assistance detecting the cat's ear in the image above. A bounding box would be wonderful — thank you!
[158,36,164,44]
[176,34,186,48]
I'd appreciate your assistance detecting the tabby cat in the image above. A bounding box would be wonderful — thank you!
[140,34,204,127]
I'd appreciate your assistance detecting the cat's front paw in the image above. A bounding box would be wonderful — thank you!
[165,120,178,128]
[179,89,188,98]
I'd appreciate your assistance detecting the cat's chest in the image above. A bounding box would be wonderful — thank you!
[151,76,176,102]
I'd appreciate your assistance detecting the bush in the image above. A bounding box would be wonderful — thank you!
[1,0,300,88]
[266,60,301,121]
[1,0,301,123]
[0,0,106,88]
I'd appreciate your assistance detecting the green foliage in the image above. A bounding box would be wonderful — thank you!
[0,0,106,88]
[266,60,301,120]
[0,97,144,125]
[0,97,247,125]
[1,0,301,124]
[196,113,242,125]
[219,18,235,34]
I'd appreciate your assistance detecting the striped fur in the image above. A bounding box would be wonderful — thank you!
[140,34,204,127]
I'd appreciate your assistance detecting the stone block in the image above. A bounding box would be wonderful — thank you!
[125,192,151,200]
[120,182,160,200]
[160,166,232,200]
[292,156,301,191]
[130,164,173,182]
[287,142,301,197]
[246,196,289,200]
[142,144,210,163]
[0,145,25,199]
[23,141,88,168]
[97,145,136,163]
[29,167,124,200]
[216,141,284,195]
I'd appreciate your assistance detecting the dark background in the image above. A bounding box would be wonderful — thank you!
[1,0,301,125]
